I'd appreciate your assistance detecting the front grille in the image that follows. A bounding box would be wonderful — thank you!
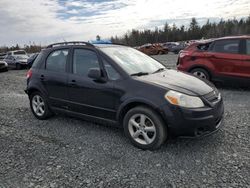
[203,90,220,103]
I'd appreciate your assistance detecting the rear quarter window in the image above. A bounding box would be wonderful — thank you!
[32,52,43,68]
[246,39,250,55]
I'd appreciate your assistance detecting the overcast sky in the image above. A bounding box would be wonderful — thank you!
[0,0,249,46]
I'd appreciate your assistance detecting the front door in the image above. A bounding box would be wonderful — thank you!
[68,48,116,121]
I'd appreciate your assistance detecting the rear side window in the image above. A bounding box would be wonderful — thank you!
[46,49,68,72]
[73,49,100,77]
[32,52,42,68]
[246,39,250,55]
[212,39,240,54]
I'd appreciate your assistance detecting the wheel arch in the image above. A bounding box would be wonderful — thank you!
[26,86,47,98]
[117,99,167,128]
[188,65,213,78]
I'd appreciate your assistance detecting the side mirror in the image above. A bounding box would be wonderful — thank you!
[88,68,103,81]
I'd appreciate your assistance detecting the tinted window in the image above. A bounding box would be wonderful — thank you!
[103,60,120,80]
[246,39,250,55]
[213,39,240,54]
[32,52,42,68]
[73,49,100,76]
[46,49,68,72]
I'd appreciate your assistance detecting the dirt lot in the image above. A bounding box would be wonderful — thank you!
[0,54,249,188]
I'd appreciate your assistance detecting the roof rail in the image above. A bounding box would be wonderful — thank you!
[46,41,94,48]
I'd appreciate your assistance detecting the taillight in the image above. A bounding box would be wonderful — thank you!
[26,69,32,79]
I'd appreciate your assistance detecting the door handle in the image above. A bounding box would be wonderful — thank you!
[69,80,77,86]
[40,75,45,81]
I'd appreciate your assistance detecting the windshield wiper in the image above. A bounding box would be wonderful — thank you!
[130,72,149,76]
[153,68,165,74]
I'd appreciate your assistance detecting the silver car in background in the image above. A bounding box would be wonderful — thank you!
[4,50,29,69]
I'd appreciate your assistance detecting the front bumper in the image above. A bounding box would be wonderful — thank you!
[18,61,28,65]
[159,99,224,137]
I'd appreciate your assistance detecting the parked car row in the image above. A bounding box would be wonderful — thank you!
[0,50,39,71]
[177,35,250,85]
[136,41,188,55]
[162,42,186,54]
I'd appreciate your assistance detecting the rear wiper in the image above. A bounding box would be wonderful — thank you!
[153,68,165,74]
[130,72,149,76]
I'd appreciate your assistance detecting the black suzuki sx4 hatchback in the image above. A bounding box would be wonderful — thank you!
[25,42,224,150]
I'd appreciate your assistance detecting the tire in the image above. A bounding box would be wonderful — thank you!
[190,68,210,80]
[29,91,53,120]
[123,106,167,150]
[16,63,22,70]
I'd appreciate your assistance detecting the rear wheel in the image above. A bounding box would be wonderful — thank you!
[190,68,210,80]
[123,106,167,150]
[30,92,53,120]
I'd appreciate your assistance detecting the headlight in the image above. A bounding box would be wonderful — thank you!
[165,90,204,108]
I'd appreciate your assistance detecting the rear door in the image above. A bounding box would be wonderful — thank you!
[206,39,243,78]
[241,38,250,79]
[39,48,70,109]
[67,47,117,121]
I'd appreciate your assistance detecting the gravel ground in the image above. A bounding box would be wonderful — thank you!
[0,54,249,188]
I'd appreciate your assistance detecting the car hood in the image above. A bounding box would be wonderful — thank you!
[136,69,214,96]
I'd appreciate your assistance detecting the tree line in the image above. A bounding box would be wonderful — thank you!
[1,16,249,53]
[111,16,250,46]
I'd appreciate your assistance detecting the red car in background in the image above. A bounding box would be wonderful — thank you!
[177,36,250,85]
[138,43,168,55]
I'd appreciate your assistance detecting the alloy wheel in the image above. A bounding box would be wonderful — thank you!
[128,114,156,145]
[32,95,45,116]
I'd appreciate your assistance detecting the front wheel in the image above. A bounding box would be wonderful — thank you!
[123,106,167,150]
[30,92,53,120]
[190,68,210,80]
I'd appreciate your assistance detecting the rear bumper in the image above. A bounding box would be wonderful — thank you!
[159,99,224,137]
[0,64,8,70]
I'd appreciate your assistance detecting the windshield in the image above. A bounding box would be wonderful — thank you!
[100,46,165,75]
